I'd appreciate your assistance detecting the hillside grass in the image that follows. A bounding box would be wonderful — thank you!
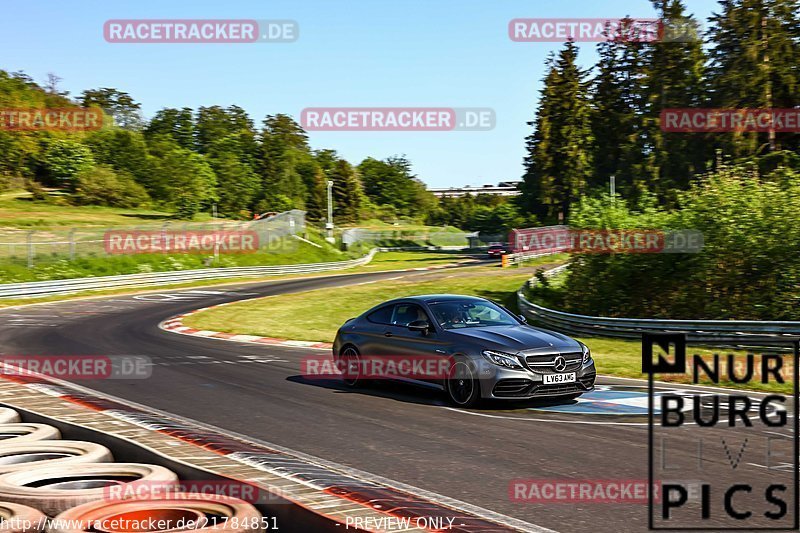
[0,190,217,229]
[0,230,356,284]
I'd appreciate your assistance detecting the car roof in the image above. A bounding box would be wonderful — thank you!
[387,294,488,305]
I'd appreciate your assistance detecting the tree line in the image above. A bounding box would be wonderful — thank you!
[0,70,456,224]
[521,0,800,223]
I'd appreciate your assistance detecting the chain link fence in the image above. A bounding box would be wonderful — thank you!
[341,228,477,249]
[0,210,306,268]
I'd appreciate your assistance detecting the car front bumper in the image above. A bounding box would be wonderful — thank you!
[477,360,597,399]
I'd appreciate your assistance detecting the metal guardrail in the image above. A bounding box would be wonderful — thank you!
[517,264,800,346]
[506,250,560,266]
[0,249,380,299]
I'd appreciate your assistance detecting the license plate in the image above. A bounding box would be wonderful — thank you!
[543,372,576,384]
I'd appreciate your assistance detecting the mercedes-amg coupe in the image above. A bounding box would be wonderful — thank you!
[332,294,596,407]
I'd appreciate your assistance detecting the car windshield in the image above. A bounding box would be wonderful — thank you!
[429,301,518,329]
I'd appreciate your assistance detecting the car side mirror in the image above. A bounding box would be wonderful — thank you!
[408,320,431,334]
[518,314,527,323]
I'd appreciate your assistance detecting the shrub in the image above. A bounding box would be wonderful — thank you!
[555,165,800,320]
[24,179,48,201]
[73,165,150,207]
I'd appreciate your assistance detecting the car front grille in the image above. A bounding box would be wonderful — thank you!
[524,352,583,373]
[533,383,582,395]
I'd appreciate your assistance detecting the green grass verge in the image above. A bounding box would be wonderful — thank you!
[185,259,790,394]
[184,263,539,342]
[356,250,474,271]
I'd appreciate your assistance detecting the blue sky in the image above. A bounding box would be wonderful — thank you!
[5,0,720,187]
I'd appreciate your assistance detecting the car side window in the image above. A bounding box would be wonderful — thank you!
[390,304,429,327]
[367,305,394,325]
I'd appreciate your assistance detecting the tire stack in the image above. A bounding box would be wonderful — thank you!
[0,407,266,532]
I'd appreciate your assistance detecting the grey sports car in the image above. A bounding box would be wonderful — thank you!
[332,294,596,407]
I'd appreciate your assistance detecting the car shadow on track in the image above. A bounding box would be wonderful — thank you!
[286,375,580,411]
[287,375,448,407]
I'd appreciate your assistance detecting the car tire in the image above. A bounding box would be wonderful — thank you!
[0,424,61,444]
[0,408,21,424]
[338,345,363,388]
[0,502,47,532]
[0,441,113,474]
[50,494,263,533]
[0,463,178,516]
[446,357,481,408]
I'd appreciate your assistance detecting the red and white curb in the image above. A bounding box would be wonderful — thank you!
[160,301,333,350]
[159,259,481,350]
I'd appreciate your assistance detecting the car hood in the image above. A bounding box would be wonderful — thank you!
[448,325,579,353]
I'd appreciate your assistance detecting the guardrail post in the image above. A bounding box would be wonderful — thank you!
[161,222,170,254]
[68,229,76,261]
[26,231,34,268]
[104,228,112,255]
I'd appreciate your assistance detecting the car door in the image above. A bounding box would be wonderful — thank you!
[357,304,396,357]
[385,303,450,382]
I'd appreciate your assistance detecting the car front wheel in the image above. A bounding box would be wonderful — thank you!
[446,358,480,408]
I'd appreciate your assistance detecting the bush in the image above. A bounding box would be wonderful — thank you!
[174,194,200,219]
[24,179,49,201]
[554,165,800,320]
[39,139,95,190]
[254,194,293,214]
[0,173,25,192]
[72,165,150,208]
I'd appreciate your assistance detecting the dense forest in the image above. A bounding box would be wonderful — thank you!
[524,0,800,320]
[521,0,800,222]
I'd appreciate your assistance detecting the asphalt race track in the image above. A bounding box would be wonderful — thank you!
[0,268,795,533]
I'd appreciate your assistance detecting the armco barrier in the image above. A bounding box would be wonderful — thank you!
[0,249,380,299]
[517,264,800,345]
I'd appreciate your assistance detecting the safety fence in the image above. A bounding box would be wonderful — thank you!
[0,210,306,267]
[341,228,476,249]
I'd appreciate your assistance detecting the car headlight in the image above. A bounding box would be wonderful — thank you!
[579,342,592,364]
[481,350,523,369]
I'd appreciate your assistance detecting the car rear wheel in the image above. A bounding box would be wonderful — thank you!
[339,346,362,388]
[446,358,480,408]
